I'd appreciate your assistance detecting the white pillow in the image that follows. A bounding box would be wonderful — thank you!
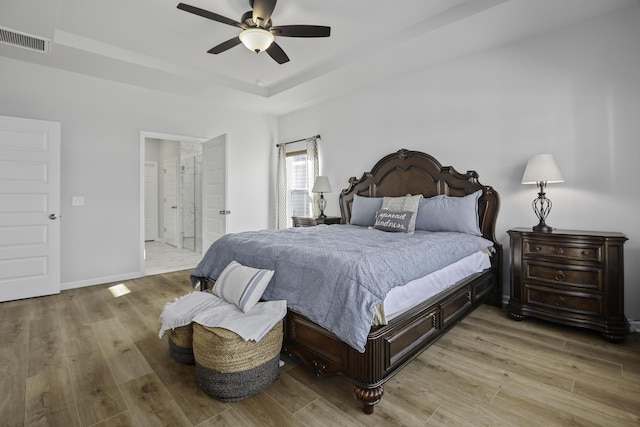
[213,261,274,313]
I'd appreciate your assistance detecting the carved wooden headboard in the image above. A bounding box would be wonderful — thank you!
[339,149,501,246]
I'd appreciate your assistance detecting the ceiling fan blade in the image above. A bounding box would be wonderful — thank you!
[252,0,277,28]
[177,3,245,29]
[270,25,331,38]
[207,37,242,54]
[266,42,290,64]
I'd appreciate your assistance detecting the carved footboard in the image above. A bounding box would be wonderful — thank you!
[282,266,499,414]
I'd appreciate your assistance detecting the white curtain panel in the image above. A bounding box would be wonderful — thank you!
[275,144,288,229]
[306,137,319,218]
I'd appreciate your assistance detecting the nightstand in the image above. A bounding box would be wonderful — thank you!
[292,216,341,227]
[507,228,629,342]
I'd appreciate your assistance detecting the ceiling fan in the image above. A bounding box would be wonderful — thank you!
[177,0,331,64]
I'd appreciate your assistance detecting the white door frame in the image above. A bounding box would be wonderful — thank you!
[139,131,206,275]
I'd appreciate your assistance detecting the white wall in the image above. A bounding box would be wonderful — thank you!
[277,4,640,321]
[0,56,275,288]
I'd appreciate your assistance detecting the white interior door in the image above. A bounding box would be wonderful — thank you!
[163,157,178,247]
[144,161,158,241]
[202,135,227,251]
[0,115,61,302]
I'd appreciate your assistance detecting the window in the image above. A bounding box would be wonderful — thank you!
[276,136,319,229]
[287,151,312,218]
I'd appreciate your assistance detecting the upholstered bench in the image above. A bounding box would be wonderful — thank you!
[192,320,283,402]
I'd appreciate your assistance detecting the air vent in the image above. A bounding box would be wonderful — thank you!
[0,26,51,54]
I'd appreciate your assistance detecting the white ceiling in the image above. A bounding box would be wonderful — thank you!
[0,0,635,115]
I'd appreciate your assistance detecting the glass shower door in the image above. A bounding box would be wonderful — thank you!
[181,154,202,253]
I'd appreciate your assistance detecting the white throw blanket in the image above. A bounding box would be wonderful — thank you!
[192,299,286,342]
[158,291,221,338]
[158,291,286,342]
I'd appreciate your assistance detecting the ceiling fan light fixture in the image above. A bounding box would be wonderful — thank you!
[177,1,330,64]
[239,28,274,53]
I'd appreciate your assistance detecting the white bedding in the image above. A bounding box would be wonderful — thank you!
[378,250,491,323]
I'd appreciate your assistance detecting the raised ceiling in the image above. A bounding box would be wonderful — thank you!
[0,0,634,115]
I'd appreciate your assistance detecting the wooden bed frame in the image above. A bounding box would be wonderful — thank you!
[282,149,502,414]
[200,149,502,414]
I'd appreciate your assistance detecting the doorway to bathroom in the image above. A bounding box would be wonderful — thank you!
[142,134,204,275]
[140,131,227,276]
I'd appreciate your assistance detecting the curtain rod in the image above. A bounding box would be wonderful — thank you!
[276,134,320,147]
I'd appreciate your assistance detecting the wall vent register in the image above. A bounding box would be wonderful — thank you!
[0,26,51,54]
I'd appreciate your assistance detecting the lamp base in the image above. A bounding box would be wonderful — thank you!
[532,222,553,232]
[531,184,554,233]
[317,193,327,219]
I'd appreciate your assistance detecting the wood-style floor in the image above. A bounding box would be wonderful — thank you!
[1,270,639,426]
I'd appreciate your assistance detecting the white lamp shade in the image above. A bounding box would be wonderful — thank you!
[522,154,564,184]
[239,28,274,53]
[312,176,332,193]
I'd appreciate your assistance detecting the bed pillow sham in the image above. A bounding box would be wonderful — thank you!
[380,194,422,234]
[415,190,482,236]
[371,209,414,233]
[350,194,383,226]
[212,260,274,313]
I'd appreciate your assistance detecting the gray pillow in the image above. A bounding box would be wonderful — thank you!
[381,194,422,234]
[350,195,383,226]
[415,190,482,236]
[371,209,414,233]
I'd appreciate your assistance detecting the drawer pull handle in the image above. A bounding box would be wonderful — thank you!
[558,248,564,255]
[555,271,566,282]
[555,297,566,307]
[532,246,541,252]
[582,250,590,256]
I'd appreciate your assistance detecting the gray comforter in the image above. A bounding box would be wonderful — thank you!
[191,225,494,352]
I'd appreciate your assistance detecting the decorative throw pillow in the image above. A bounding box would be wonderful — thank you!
[381,194,422,234]
[371,209,414,233]
[213,260,274,313]
[350,194,383,226]
[415,190,482,236]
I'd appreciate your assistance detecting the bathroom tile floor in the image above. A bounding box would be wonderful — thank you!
[144,240,203,276]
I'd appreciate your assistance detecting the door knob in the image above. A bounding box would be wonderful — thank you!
[219,210,231,215]
[49,214,59,220]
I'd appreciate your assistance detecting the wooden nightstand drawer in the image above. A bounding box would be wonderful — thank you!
[526,287,602,317]
[524,240,602,263]
[292,216,342,227]
[524,261,602,291]
[316,216,342,225]
[508,228,628,341]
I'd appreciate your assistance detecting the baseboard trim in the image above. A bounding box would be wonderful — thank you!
[61,271,143,291]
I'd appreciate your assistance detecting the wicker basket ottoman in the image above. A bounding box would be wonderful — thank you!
[168,324,195,365]
[192,320,283,402]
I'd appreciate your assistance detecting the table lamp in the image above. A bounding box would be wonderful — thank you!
[312,176,332,219]
[522,154,564,232]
